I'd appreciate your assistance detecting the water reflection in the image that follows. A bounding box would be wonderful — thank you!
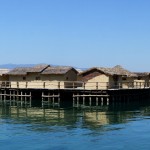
[0,100,150,131]
[1,101,150,150]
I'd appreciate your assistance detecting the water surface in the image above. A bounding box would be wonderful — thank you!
[1,101,150,150]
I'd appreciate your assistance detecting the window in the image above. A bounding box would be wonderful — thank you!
[66,77,68,80]
[36,77,41,80]
[122,77,127,80]
[138,77,142,80]
[23,77,26,81]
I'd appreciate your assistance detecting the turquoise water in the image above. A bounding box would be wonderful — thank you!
[1,102,150,150]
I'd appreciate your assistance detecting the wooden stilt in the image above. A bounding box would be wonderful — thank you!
[73,94,75,107]
[25,92,27,106]
[89,97,92,107]
[42,92,44,108]
[9,91,12,106]
[21,91,23,107]
[107,97,109,105]
[4,90,6,103]
[83,96,85,107]
[0,90,2,104]
[29,92,32,107]
[17,90,19,106]
[53,93,55,107]
[0,90,2,102]
[77,95,79,108]
[96,97,98,106]
[58,94,60,107]
[101,97,103,106]
[13,91,15,105]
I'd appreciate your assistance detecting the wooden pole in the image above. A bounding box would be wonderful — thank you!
[9,90,12,106]
[21,91,23,107]
[58,94,60,108]
[17,91,19,105]
[83,96,85,107]
[4,90,6,103]
[96,82,98,90]
[13,90,15,105]
[73,94,75,107]
[42,92,44,108]
[9,90,11,99]
[26,82,28,88]
[48,92,50,107]
[89,97,92,107]
[53,93,55,107]
[58,82,60,89]
[77,94,79,108]
[0,90,2,104]
[25,92,27,106]
[43,82,45,89]
[101,97,103,106]
[29,92,32,107]
[96,97,98,106]
[107,97,109,105]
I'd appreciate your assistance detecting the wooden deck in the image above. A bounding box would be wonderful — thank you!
[0,81,149,90]
[0,81,149,108]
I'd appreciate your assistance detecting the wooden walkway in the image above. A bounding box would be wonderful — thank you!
[0,81,149,108]
[0,81,149,90]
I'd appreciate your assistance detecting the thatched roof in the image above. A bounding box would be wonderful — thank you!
[27,64,50,73]
[41,66,78,75]
[6,67,31,75]
[6,64,50,75]
[6,65,78,75]
[79,65,137,77]
[111,65,137,77]
[134,72,150,77]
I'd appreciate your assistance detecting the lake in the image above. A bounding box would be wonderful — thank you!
[0,101,150,150]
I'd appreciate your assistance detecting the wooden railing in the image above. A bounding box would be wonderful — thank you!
[0,81,149,90]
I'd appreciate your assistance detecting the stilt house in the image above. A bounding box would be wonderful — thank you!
[78,65,138,89]
[6,65,78,89]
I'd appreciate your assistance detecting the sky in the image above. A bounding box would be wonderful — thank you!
[0,0,150,71]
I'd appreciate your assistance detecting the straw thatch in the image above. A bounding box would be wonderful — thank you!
[41,66,78,75]
[134,72,150,77]
[6,65,78,75]
[6,67,31,75]
[111,65,137,77]
[28,64,50,73]
[79,65,137,77]
[6,64,50,75]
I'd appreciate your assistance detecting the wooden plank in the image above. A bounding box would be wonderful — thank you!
[42,95,60,98]
[73,95,109,97]
[0,94,31,97]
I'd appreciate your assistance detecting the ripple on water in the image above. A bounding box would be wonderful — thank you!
[0,104,150,150]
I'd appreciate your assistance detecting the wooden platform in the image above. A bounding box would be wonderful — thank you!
[0,87,149,108]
